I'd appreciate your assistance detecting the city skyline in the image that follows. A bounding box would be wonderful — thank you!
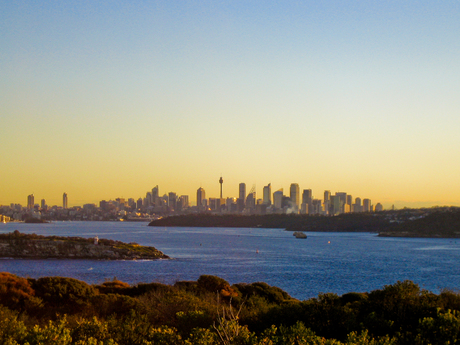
[0,178,411,211]
[4,180,382,221]
[2,1,460,210]
[1,174,459,210]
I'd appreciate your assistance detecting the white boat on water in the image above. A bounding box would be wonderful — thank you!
[293,231,307,239]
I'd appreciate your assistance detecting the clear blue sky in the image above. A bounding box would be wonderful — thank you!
[1,1,460,208]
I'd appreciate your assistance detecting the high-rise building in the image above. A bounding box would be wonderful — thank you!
[353,197,362,212]
[245,185,256,212]
[331,195,342,215]
[301,189,312,214]
[324,190,331,215]
[41,199,46,209]
[239,183,246,201]
[273,189,283,209]
[168,192,177,210]
[197,187,206,209]
[302,189,312,205]
[263,183,271,205]
[346,195,352,212]
[152,186,159,206]
[27,194,34,209]
[180,195,189,208]
[290,183,300,211]
[63,193,68,209]
[363,198,371,212]
[335,192,347,214]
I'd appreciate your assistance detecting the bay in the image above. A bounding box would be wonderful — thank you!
[1,221,459,300]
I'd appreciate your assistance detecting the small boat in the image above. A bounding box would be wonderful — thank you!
[293,231,307,239]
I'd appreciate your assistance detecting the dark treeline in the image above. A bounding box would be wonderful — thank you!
[148,213,392,232]
[1,272,460,344]
[148,207,460,237]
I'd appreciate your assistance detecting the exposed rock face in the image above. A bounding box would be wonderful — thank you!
[0,231,169,260]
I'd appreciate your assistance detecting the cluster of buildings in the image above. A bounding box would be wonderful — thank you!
[195,182,383,215]
[0,179,383,222]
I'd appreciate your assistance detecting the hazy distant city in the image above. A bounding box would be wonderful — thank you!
[0,178,384,222]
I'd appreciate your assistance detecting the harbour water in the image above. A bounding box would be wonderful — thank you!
[1,221,460,300]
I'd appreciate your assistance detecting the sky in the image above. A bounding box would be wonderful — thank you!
[1,1,460,209]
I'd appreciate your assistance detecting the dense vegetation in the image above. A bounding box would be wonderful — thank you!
[148,213,392,232]
[1,272,460,344]
[149,207,460,238]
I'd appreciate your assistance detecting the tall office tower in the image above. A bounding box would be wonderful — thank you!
[152,186,159,206]
[239,183,246,201]
[301,189,313,214]
[354,197,362,212]
[41,199,46,209]
[137,198,143,209]
[168,192,177,210]
[245,185,256,211]
[145,192,152,207]
[290,183,300,212]
[312,199,322,214]
[63,193,68,209]
[27,194,34,209]
[323,190,331,214]
[180,195,189,208]
[363,198,371,212]
[346,195,352,212]
[263,183,272,205]
[273,189,284,209]
[330,195,342,215]
[197,187,206,209]
[335,192,347,214]
[301,189,312,204]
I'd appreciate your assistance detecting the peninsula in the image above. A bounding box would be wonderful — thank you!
[0,231,169,260]
[148,207,460,238]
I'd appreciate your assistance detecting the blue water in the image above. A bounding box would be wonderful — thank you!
[1,221,460,300]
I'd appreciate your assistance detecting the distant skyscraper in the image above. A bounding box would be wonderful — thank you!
[239,183,246,201]
[180,195,189,208]
[335,192,347,214]
[302,189,312,214]
[302,189,312,204]
[168,192,177,210]
[363,198,371,212]
[263,183,271,205]
[323,190,331,215]
[354,197,362,212]
[197,187,206,209]
[63,193,68,209]
[273,189,283,209]
[152,186,159,205]
[290,183,300,211]
[245,185,256,211]
[27,194,34,209]
[41,199,46,209]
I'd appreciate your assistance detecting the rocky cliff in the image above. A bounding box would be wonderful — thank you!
[0,231,169,260]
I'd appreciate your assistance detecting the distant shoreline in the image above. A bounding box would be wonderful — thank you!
[148,208,460,238]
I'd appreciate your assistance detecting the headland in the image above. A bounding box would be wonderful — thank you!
[0,230,169,260]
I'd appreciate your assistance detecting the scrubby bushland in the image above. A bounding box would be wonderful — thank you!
[1,272,460,344]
